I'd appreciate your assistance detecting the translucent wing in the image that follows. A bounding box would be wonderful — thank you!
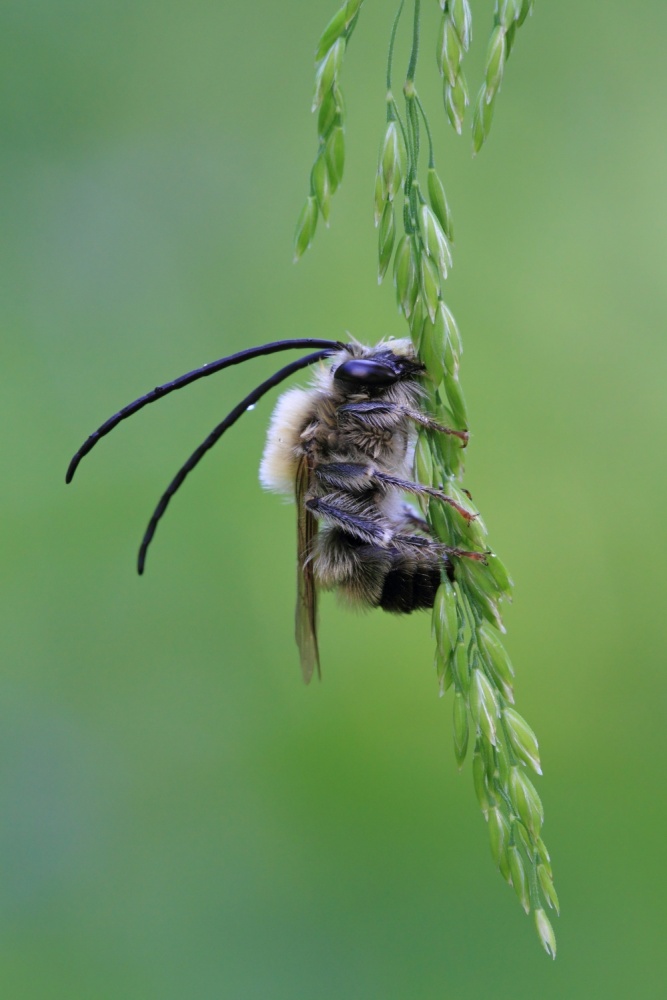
[295,454,320,683]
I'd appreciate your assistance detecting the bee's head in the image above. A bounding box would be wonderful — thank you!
[332,347,422,395]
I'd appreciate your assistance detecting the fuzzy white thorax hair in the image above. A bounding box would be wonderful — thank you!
[259,385,316,496]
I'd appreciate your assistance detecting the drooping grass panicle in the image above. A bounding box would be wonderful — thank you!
[296,0,555,956]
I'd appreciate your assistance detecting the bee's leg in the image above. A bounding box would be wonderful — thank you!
[338,400,468,443]
[402,409,469,444]
[372,471,478,522]
[313,462,477,524]
[399,503,432,534]
[438,545,488,562]
[336,401,395,430]
[305,493,391,545]
[392,532,486,561]
[313,462,373,491]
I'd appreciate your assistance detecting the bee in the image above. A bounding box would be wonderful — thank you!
[67,337,484,680]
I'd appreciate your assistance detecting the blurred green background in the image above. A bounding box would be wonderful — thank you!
[2,1,666,996]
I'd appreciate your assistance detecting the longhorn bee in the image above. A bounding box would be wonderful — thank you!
[67,337,484,680]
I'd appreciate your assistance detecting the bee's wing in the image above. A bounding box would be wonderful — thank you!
[295,455,321,683]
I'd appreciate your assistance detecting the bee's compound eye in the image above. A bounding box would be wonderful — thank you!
[333,359,397,388]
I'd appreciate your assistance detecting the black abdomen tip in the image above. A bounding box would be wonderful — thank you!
[379,565,440,613]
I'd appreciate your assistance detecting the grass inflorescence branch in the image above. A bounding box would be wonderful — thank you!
[472,0,535,154]
[296,0,553,957]
[436,0,472,135]
[294,0,365,260]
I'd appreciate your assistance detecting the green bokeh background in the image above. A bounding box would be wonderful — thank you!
[2,1,666,996]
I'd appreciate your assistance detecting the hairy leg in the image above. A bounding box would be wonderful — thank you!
[313,461,477,522]
[338,400,468,443]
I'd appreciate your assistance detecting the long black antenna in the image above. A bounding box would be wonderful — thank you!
[66,338,344,483]
[137,349,334,575]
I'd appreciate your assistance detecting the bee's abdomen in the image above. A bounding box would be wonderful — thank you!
[315,529,450,614]
[378,562,441,613]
